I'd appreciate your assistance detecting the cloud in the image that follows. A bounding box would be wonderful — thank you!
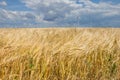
[21,0,120,27]
[22,0,77,21]
[0,0,120,27]
[0,9,37,27]
[0,1,7,6]
[0,9,56,27]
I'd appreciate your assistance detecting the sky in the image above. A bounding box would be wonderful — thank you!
[0,0,120,27]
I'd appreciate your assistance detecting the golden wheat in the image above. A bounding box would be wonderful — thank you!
[0,28,120,80]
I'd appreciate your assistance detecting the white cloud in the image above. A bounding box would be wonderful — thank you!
[0,9,56,27]
[0,0,120,27]
[0,9,37,27]
[0,9,33,21]
[0,1,7,6]
[22,0,120,22]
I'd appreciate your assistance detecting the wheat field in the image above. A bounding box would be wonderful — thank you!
[0,28,120,80]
